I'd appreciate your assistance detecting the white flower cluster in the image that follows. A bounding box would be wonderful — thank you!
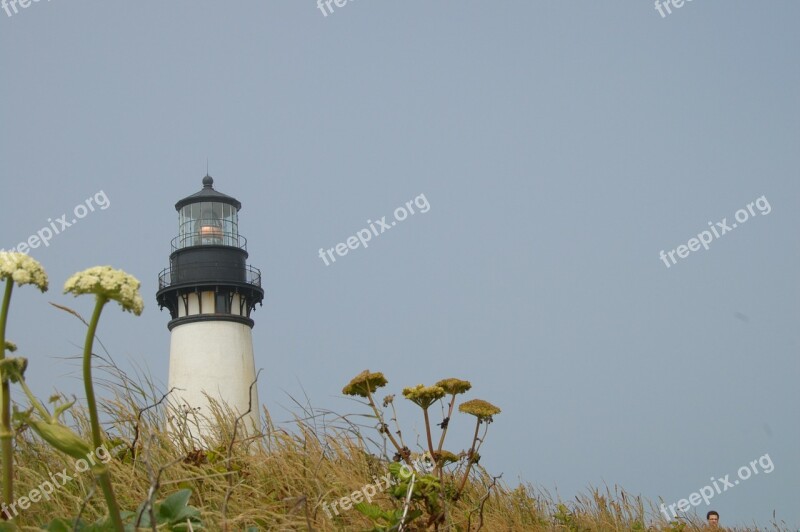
[0,252,48,292]
[63,266,144,315]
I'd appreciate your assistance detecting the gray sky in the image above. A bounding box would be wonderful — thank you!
[2,1,798,527]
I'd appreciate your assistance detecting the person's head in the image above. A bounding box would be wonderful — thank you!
[706,510,719,527]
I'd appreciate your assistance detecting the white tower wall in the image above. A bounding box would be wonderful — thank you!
[168,318,260,437]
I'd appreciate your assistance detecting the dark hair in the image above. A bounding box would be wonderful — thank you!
[707,511,719,519]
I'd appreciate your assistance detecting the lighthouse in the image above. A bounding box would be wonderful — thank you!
[156,175,264,440]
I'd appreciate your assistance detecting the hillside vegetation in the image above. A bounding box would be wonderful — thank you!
[0,255,789,531]
[2,371,786,531]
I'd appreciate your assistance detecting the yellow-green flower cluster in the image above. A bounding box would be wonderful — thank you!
[0,251,48,292]
[434,450,460,465]
[342,370,387,397]
[459,399,501,422]
[402,384,446,409]
[64,266,143,315]
[4,340,17,352]
[0,357,27,383]
[435,378,472,395]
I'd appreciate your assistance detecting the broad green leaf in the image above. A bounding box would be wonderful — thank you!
[354,502,386,520]
[157,489,192,521]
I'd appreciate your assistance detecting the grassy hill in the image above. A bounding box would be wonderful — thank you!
[2,371,785,531]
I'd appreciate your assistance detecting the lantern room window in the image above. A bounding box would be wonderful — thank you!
[177,201,239,248]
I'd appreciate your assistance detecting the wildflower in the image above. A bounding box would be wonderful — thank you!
[63,266,143,315]
[412,451,436,471]
[455,399,500,500]
[435,378,472,395]
[29,419,91,460]
[61,267,132,528]
[342,370,388,397]
[434,450,460,465]
[458,399,501,422]
[467,451,481,464]
[402,384,446,409]
[0,251,48,292]
[0,357,27,383]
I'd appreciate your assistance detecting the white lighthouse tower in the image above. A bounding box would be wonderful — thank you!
[157,175,264,441]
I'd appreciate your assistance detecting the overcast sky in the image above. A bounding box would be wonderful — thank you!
[1,1,798,528]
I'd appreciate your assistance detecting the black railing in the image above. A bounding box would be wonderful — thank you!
[158,263,262,290]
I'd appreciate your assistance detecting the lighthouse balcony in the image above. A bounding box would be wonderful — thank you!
[157,262,262,290]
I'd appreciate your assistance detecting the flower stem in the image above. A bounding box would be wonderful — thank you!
[83,296,123,531]
[436,394,456,455]
[16,376,51,421]
[366,392,410,464]
[0,280,13,516]
[388,400,406,451]
[422,406,435,459]
[454,418,481,501]
[432,395,456,478]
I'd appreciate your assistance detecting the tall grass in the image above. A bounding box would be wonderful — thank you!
[4,366,790,531]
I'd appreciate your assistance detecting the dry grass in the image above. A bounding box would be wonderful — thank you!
[3,369,790,531]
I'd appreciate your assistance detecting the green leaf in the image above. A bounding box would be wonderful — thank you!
[402,509,423,524]
[155,489,202,529]
[130,500,154,528]
[387,462,403,478]
[130,490,202,530]
[157,489,192,521]
[354,502,386,520]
